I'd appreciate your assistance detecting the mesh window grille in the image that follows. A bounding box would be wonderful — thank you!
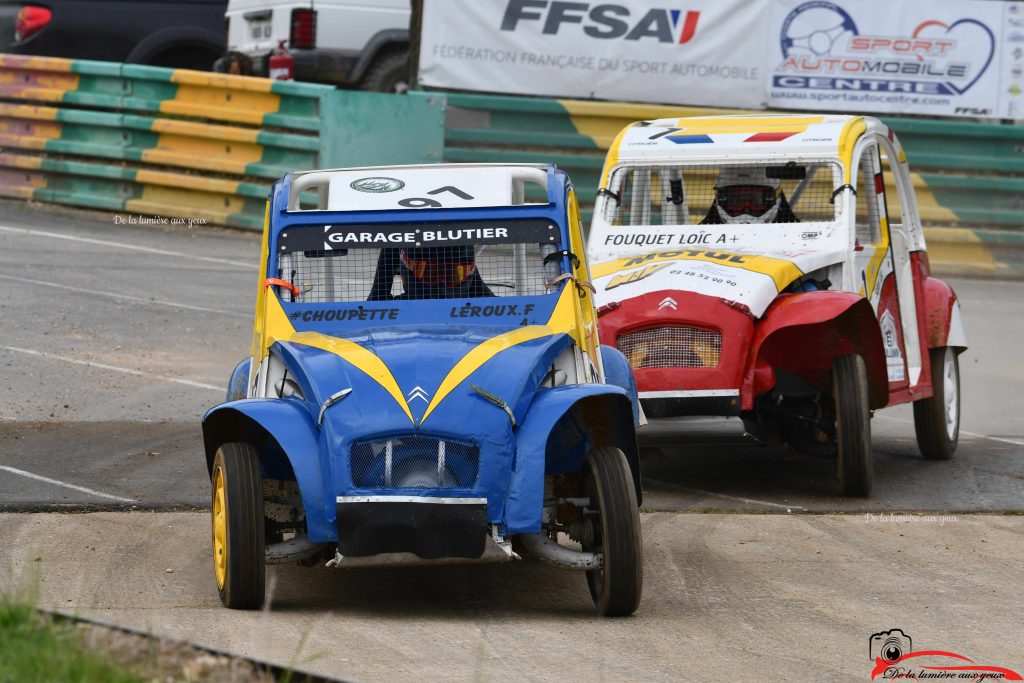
[275,243,561,303]
[617,326,722,369]
[350,435,480,489]
[604,162,841,227]
[855,146,884,244]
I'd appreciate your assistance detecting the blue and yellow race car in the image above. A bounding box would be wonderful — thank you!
[202,163,644,616]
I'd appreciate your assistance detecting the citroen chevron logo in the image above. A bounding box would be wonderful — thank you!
[407,386,430,403]
[658,297,678,310]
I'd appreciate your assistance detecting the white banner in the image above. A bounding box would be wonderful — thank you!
[767,0,1009,118]
[418,0,1024,121]
[418,0,770,109]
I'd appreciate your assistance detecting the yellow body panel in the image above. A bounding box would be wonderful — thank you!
[838,117,867,183]
[667,115,826,135]
[249,202,273,363]
[419,285,581,425]
[567,189,601,364]
[290,331,415,424]
[592,249,804,292]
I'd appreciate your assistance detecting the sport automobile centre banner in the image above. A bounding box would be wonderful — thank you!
[768,0,1011,118]
[418,0,1024,120]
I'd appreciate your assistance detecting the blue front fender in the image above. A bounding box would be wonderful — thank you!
[202,398,334,542]
[600,344,641,427]
[505,384,640,534]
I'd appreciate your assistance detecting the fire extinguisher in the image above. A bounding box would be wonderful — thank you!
[268,40,294,81]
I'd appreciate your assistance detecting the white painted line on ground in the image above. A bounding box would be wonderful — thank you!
[0,224,256,270]
[0,465,137,502]
[875,414,1024,447]
[0,273,248,318]
[645,477,807,512]
[0,345,223,392]
[962,432,1024,447]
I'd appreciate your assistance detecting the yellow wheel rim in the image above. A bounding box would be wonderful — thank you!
[212,466,227,590]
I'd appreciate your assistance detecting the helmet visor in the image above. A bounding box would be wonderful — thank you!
[717,185,778,217]
[400,250,476,287]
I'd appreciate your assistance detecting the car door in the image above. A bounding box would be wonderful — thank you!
[851,139,915,391]
[877,136,924,388]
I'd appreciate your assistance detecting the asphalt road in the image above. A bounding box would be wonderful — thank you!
[0,200,1021,513]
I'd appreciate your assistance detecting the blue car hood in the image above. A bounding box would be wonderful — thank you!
[271,323,576,432]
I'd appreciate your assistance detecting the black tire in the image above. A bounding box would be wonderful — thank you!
[913,347,960,460]
[211,443,265,609]
[832,354,873,497]
[359,48,410,93]
[581,447,642,617]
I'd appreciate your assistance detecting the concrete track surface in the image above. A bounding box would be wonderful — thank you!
[1,201,1022,680]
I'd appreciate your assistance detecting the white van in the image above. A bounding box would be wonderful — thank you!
[224,0,410,91]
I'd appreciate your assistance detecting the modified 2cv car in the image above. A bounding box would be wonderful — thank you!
[587,115,967,497]
[202,163,644,616]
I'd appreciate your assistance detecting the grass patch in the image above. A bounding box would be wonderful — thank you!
[0,598,142,683]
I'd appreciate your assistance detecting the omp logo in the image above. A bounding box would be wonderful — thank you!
[658,297,678,310]
[501,0,700,44]
[406,386,431,403]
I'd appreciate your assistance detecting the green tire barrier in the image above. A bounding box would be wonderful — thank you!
[0,54,444,230]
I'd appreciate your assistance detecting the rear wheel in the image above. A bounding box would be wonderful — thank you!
[832,354,873,497]
[581,447,642,617]
[211,443,265,609]
[913,347,960,460]
[359,48,410,93]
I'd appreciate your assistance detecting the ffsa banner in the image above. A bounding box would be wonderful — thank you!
[767,0,1008,118]
[418,0,769,109]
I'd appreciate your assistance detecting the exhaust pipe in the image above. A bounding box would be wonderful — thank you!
[517,532,603,570]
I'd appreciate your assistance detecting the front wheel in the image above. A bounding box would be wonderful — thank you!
[211,443,266,609]
[913,347,960,460]
[832,354,873,497]
[581,447,642,617]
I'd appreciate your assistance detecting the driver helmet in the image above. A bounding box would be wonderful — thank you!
[714,167,782,224]
[399,246,477,289]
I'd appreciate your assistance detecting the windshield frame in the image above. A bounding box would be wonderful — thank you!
[589,158,850,261]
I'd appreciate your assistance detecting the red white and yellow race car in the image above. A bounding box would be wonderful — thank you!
[586,114,967,496]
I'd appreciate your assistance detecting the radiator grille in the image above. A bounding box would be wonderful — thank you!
[351,436,480,489]
[617,326,722,369]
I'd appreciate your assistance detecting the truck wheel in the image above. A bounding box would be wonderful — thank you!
[211,443,265,609]
[913,347,960,460]
[832,354,873,497]
[360,49,409,93]
[581,447,642,617]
